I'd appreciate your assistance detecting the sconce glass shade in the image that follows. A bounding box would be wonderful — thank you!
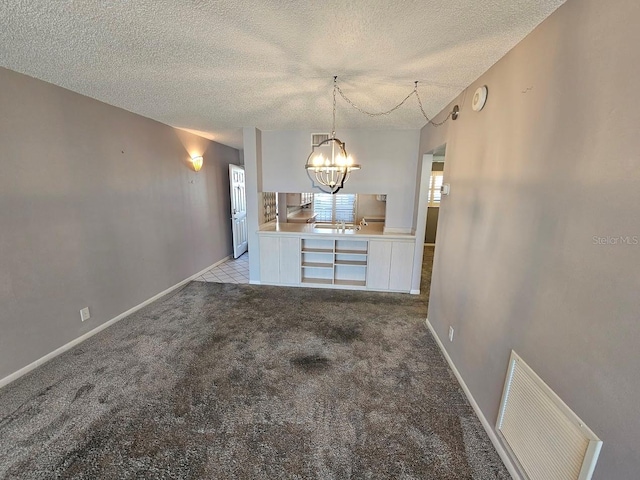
[191,155,203,172]
[305,137,360,194]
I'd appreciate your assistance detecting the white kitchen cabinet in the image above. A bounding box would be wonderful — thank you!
[260,236,300,285]
[258,229,415,293]
[279,237,301,285]
[389,241,414,291]
[286,193,313,207]
[366,240,414,291]
[259,236,280,284]
[366,240,392,290]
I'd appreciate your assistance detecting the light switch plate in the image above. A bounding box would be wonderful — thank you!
[80,307,91,322]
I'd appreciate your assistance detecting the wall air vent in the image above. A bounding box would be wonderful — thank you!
[497,351,602,480]
[311,133,330,147]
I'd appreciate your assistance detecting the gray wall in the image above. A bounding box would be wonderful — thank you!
[0,67,239,380]
[242,127,263,283]
[420,0,640,478]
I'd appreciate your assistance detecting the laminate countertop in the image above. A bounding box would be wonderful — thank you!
[258,222,415,240]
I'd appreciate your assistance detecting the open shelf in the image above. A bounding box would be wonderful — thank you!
[302,262,333,268]
[301,248,334,254]
[300,238,369,287]
[334,279,366,287]
[302,277,333,285]
[334,259,367,267]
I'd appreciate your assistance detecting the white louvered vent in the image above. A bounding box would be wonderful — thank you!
[311,133,330,147]
[497,352,602,480]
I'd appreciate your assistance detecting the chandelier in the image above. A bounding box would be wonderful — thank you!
[305,76,458,194]
[305,77,360,194]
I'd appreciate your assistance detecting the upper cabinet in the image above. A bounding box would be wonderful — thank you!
[286,193,313,207]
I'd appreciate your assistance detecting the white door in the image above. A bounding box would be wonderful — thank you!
[229,164,248,258]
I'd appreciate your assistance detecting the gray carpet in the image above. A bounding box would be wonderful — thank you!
[0,247,509,479]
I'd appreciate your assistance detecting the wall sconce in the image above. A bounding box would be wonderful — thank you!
[190,155,203,172]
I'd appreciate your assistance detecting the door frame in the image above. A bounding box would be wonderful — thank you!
[410,153,435,294]
[229,164,248,259]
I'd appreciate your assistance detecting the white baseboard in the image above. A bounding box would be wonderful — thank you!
[410,289,420,295]
[249,280,261,285]
[424,319,521,480]
[0,255,232,390]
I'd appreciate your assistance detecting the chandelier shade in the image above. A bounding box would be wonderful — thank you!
[305,137,360,194]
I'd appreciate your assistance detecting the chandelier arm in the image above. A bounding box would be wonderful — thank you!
[307,168,335,194]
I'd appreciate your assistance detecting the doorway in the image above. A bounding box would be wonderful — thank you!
[229,164,248,259]
[410,144,446,297]
[424,157,445,246]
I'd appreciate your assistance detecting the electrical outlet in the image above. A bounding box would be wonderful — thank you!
[80,307,91,322]
[449,326,454,342]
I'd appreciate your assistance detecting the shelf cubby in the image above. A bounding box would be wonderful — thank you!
[302,262,334,268]
[302,238,334,253]
[302,277,334,285]
[299,238,368,287]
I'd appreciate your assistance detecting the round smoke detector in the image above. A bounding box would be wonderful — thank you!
[472,85,488,111]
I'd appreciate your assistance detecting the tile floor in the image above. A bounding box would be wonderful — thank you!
[194,252,249,284]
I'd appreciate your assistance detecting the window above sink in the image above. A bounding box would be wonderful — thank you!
[265,192,387,227]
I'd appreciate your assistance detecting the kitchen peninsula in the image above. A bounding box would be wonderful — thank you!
[258,222,415,293]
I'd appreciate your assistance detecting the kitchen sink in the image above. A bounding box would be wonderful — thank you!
[313,223,355,230]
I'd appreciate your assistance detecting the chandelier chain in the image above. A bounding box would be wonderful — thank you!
[414,85,453,127]
[334,79,452,127]
[332,76,337,138]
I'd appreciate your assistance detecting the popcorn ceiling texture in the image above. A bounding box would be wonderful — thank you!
[0,0,565,147]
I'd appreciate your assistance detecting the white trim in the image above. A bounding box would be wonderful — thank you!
[410,289,420,295]
[411,153,435,293]
[249,280,261,285]
[424,319,522,480]
[0,255,232,390]
[383,226,413,234]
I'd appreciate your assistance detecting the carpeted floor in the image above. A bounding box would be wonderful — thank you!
[0,247,509,479]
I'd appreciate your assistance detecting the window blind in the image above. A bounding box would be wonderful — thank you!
[428,172,444,206]
[313,193,356,223]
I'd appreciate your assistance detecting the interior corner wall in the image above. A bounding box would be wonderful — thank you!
[242,127,263,283]
[261,129,421,231]
[0,67,239,380]
[420,0,640,478]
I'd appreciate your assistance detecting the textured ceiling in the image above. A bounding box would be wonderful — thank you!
[0,0,565,149]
